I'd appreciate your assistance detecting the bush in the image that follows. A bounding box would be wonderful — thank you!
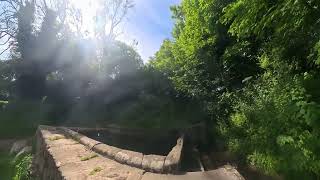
[13,154,33,180]
[103,94,206,129]
[0,100,51,138]
[219,72,320,179]
[0,151,14,179]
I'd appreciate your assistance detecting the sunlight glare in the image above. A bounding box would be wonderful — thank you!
[68,0,99,37]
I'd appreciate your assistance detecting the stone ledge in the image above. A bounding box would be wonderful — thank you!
[34,126,64,179]
[92,143,121,159]
[142,155,165,173]
[115,150,143,168]
[59,127,101,149]
[34,125,245,179]
[57,126,183,174]
[164,136,184,173]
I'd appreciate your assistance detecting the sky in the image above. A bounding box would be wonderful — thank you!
[0,0,181,61]
[118,0,180,62]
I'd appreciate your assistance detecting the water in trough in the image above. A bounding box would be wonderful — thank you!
[79,128,203,172]
[80,129,178,156]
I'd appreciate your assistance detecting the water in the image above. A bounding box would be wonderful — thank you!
[81,130,178,156]
[179,142,202,172]
[80,129,203,172]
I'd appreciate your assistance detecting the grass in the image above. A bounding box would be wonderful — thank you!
[13,154,33,180]
[48,135,65,141]
[0,151,14,180]
[89,167,102,176]
[80,154,98,161]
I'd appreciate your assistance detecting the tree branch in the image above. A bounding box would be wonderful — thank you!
[0,44,11,55]
[0,36,11,45]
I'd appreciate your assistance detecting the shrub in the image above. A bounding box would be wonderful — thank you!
[0,100,51,138]
[13,154,33,180]
[0,151,14,179]
[220,72,320,179]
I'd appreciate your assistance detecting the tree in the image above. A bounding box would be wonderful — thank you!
[152,0,320,177]
[101,41,142,79]
[152,0,260,120]
[222,0,320,72]
[0,60,15,99]
[95,0,134,40]
[0,0,22,56]
[219,0,320,178]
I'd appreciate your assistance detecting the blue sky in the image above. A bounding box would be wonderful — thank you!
[0,0,181,61]
[119,0,180,62]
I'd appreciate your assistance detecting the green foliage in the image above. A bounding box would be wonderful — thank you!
[80,154,98,161]
[48,135,65,141]
[0,151,14,180]
[0,60,15,101]
[151,0,320,178]
[216,0,320,177]
[13,154,33,180]
[152,0,260,126]
[115,94,205,129]
[140,1,320,178]
[0,0,210,137]
[222,0,320,71]
[89,167,102,176]
[0,152,33,180]
[2,0,320,178]
[101,41,143,77]
[220,72,320,178]
[0,101,51,138]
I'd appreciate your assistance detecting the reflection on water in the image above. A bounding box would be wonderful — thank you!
[81,130,178,156]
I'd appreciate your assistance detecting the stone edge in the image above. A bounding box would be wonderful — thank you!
[34,125,65,179]
[49,126,184,174]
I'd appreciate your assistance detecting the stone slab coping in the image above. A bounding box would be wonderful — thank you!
[66,123,204,133]
[35,126,146,179]
[141,167,245,180]
[39,125,184,174]
[36,125,245,179]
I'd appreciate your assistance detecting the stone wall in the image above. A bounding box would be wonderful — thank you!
[34,126,64,180]
[33,125,244,180]
[59,127,184,173]
[34,125,184,178]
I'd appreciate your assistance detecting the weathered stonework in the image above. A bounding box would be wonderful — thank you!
[115,150,143,168]
[34,126,65,179]
[141,155,165,173]
[164,137,184,173]
[34,125,244,180]
[93,143,121,159]
[35,125,184,177]
[34,125,145,179]
[59,126,184,173]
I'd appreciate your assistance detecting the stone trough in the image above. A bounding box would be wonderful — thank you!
[34,125,244,180]
[59,126,184,173]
